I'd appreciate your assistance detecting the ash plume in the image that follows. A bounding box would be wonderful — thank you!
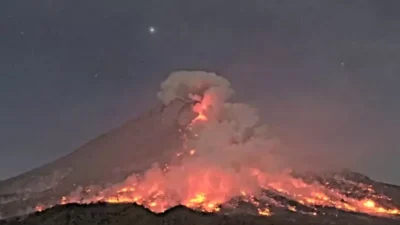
[157,71,234,117]
[156,70,285,188]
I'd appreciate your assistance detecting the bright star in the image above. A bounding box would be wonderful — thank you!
[148,26,156,34]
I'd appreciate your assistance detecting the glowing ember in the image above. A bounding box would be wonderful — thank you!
[189,193,206,204]
[191,112,208,123]
[35,205,45,212]
[258,208,271,216]
[190,100,209,125]
[364,199,376,208]
[287,205,297,212]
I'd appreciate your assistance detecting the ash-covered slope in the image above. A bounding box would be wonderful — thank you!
[1,203,398,225]
[0,99,196,218]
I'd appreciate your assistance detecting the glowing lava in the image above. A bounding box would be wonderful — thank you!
[190,100,208,124]
[191,112,208,123]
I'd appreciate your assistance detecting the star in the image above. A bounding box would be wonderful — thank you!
[148,26,156,34]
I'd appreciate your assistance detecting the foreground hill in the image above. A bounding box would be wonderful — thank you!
[1,203,398,225]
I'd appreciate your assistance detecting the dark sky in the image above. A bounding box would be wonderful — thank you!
[1,1,399,184]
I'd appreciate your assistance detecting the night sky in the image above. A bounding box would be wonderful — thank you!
[1,1,399,184]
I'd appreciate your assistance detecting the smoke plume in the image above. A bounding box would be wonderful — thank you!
[157,70,282,166]
[98,70,298,210]
[158,71,234,118]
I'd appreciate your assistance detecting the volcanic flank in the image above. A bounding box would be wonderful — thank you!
[0,71,400,224]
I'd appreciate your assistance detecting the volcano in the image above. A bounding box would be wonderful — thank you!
[0,71,399,225]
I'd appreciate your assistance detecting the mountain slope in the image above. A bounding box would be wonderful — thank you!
[0,100,196,218]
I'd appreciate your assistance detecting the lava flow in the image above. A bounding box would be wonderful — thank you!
[34,71,400,218]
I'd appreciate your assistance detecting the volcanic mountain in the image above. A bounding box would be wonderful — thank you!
[0,71,399,225]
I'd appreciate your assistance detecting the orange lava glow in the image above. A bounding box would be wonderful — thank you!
[258,208,271,216]
[190,97,210,124]
[191,112,208,124]
[35,205,45,212]
[48,174,400,217]
[33,97,400,218]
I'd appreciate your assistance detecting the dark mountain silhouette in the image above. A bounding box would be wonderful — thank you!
[1,203,398,225]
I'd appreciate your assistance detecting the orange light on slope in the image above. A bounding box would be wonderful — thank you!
[35,205,45,212]
[189,193,206,204]
[258,208,271,216]
[364,199,376,208]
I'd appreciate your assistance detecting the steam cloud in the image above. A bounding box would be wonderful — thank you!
[157,70,282,167]
[158,70,234,104]
[158,71,235,118]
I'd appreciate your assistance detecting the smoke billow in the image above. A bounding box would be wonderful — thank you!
[157,70,282,170]
[104,70,289,208]
[158,70,234,104]
[158,71,234,119]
